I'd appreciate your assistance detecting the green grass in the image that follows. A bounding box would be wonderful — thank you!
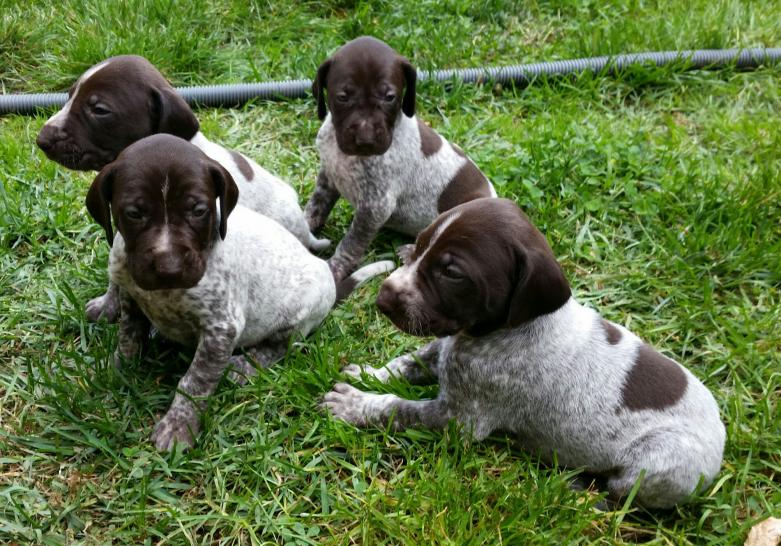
[1,0,780,544]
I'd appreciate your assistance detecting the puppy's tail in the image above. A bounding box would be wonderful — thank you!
[307,233,331,252]
[335,260,396,304]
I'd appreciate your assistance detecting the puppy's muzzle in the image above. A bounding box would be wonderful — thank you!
[36,124,66,154]
[376,283,401,316]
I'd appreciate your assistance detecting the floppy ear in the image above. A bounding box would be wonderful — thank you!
[85,164,116,246]
[506,245,571,327]
[208,161,239,240]
[400,58,417,117]
[312,58,332,120]
[150,86,199,139]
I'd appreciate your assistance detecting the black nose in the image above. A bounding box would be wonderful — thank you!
[153,253,184,279]
[36,126,55,152]
[376,284,399,315]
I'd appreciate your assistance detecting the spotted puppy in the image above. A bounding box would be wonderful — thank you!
[324,198,725,509]
[38,55,328,321]
[306,36,496,281]
[86,134,392,451]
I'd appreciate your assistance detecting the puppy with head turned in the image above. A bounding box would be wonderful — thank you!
[324,198,725,509]
[306,36,496,281]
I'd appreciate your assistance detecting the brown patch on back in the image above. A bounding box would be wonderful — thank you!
[602,319,622,345]
[229,150,254,181]
[437,160,493,213]
[417,118,442,157]
[621,344,688,411]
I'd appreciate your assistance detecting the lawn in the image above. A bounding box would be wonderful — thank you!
[1,0,780,544]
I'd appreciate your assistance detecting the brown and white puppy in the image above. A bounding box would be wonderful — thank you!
[87,134,392,451]
[324,198,725,509]
[38,55,328,321]
[305,36,496,282]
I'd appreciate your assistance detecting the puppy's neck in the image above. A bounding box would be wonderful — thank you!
[457,297,583,345]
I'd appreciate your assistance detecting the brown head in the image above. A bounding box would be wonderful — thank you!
[312,36,416,156]
[85,134,238,291]
[37,55,199,171]
[376,198,571,337]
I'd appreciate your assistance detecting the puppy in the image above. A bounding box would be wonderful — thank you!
[305,36,496,281]
[86,134,392,451]
[37,55,328,321]
[323,198,725,509]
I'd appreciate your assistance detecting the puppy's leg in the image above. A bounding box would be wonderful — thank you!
[323,383,451,430]
[305,170,340,233]
[328,201,394,281]
[343,339,443,385]
[114,289,150,368]
[227,337,289,385]
[86,280,121,323]
[151,323,237,451]
[606,430,716,509]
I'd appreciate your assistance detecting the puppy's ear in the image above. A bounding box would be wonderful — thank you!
[150,87,199,139]
[506,240,571,327]
[312,59,332,120]
[86,164,116,246]
[208,161,239,240]
[400,58,416,117]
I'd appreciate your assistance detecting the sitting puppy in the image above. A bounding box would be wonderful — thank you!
[86,134,392,451]
[37,55,328,321]
[323,198,725,509]
[305,36,496,281]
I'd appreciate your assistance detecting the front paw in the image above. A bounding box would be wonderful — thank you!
[322,382,380,426]
[151,409,200,451]
[86,292,120,323]
[343,363,389,382]
[227,355,257,385]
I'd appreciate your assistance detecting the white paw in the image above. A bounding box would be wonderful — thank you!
[150,410,200,451]
[342,363,389,382]
[322,383,377,426]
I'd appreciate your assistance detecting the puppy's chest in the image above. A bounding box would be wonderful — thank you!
[110,253,236,346]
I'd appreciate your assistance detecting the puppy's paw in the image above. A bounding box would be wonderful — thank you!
[343,363,390,382]
[85,292,120,323]
[322,382,389,426]
[151,410,200,451]
[227,355,257,385]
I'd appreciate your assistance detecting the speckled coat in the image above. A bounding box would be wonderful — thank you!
[111,206,336,450]
[307,113,496,279]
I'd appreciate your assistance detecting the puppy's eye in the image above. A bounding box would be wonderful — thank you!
[336,92,349,103]
[441,264,465,280]
[125,207,143,220]
[192,204,209,218]
[384,92,396,102]
[91,104,111,116]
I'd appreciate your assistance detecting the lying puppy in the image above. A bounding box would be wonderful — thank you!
[86,134,392,451]
[37,55,328,321]
[306,36,496,281]
[324,198,725,509]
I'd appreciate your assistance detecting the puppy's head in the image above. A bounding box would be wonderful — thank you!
[86,134,238,291]
[37,55,199,171]
[312,36,416,156]
[376,198,571,337]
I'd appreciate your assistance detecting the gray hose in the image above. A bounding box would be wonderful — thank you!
[2,48,780,115]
